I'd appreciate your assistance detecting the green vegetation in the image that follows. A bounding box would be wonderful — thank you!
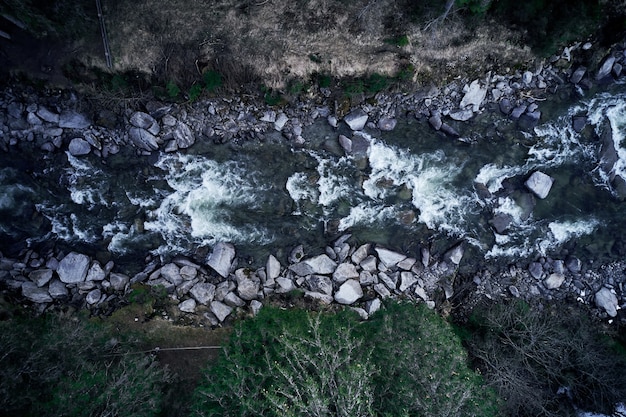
[192,302,502,417]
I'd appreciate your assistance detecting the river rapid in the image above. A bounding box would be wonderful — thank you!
[2,82,626,275]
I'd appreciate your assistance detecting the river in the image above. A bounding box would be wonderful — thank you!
[2,83,626,274]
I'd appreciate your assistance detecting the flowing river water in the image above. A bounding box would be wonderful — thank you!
[2,83,626,274]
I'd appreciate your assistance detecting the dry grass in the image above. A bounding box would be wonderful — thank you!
[78,0,533,89]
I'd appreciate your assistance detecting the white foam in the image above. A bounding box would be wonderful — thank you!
[65,152,109,207]
[315,155,356,207]
[337,204,397,231]
[475,163,523,194]
[537,218,600,254]
[286,172,318,203]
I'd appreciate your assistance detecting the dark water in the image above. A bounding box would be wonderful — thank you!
[2,84,626,272]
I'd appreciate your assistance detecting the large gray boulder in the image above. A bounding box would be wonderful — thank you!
[374,247,406,268]
[68,138,91,156]
[22,282,53,303]
[596,56,616,80]
[344,109,368,131]
[190,282,216,305]
[37,107,60,124]
[305,275,333,295]
[29,269,53,287]
[459,80,487,112]
[130,111,158,132]
[59,111,90,129]
[399,272,418,292]
[57,252,90,284]
[266,254,281,280]
[236,271,260,301]
[173,122,195,148]
[48,279,69,299]
[443,244,464,266]
[333,262,359,283]
[128,127,159,151]
[179,299,197,313]
[86,288,103,305]
[304,254,337,275]
[109,273,129,291]
[207,242,235,278]
[544,273,565,290]
[525,171,554,199]
[595,287,619,317]
[160,263,183,286]
[210,300,233,322]
[334,279,363,305]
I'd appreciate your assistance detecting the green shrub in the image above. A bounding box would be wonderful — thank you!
[202,70,223,92]
[188,83,204,102]
[166,81,180,99]
[384,34,410,47]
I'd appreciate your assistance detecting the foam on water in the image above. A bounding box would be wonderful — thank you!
[314,154,357,207]
[65,152,110,208]
[337,203,397,231]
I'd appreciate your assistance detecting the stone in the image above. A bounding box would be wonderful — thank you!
[525,171,554,199]
[460,79,487,112]
[518,110,541,130]
[594,287,619,317]
[428,113,442,130]
[22,281,53,303]
[289,244,305,263]
[375,247,406,268]
[443,244,464,265]
[613,62,622,77]
[397,257,416,271]
[109,273,129,291]
[351,244,370,264]
[189,282,216,305]
[510,104,527,120]
[572,115,588,133]
[37,107,60,124]
[210,300,233,322]
[338,134,352,153]
[260,110,276,123]
[289,262,315,277]
[414,285,428,301]
[275,277,296,293]
[274,113,288,131]
[377,117,397,131]
[86,288,103,305]
[180,265,197,280]
[59,111,90,129]
[544,273,565,289]
[489,213,513,234]
[266,254,281,280]
[528,262,544,279]
[223,291,246,307]
[27,112,42,125]
[570,66,587,84]
[304,254,337,275]
[365,298,381,316]
[509,285,520,298]
[57,252,90,284]
[305,275,333,295]
[178,299,196,313]
[304,291,334,305]
[351,307,369,320]
[29,269,53,287]
[250,300,263,315]
[522,71,533,85]
[374,283,391,298]
[334,279,363,305]
[566,257,582,273]
[236,275,260,301]
[399,272,417,292]
[344,109,368,131]
[440,123,460,137]
[449,109,473,121]
[173,122,194,148]
[359,271,376,286]
[596,56,616,80]
[86,262,106,281]
[207,242,235,278]
[68,137,92,156]
[333,262,359,283]
[128,127,159,151]
[378,272,396,290]
[48,279,69,299]
[130,111,157,130]
[160,263,183,286]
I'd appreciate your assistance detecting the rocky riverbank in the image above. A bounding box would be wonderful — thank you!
[1,38,625,324]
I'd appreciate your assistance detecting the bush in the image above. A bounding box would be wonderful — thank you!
[466,300,626,416]
[192,302,501,417]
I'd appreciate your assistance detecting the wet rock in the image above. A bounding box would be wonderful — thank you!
[518,110,541,131]
[178,299,196,313]
[207,242,235,278]
[440,123,460,137]
[333,262,359,283]
[189,282,216,305]
[305,275,333,295]
[572,114,588,133]
[29,269,53,287]
[570,66,587,84]
[596,56,616,80]
[173,122,195,148]
[57,252,90,284]
[109,273,129,291]
[460,79,487,112]
[210,300,233,322]
[334,279,363,305]
[59,111,90,129]
[338,134,352,153]
[499,98,513,115]
[443,244,464,265]
[266,254,281,280]
[510,104,527,120]
[528,262,544,279]
[22,282,52,303]
[27,112,42,125]
[68,138,91,156]
[374,247,406,268]
[128,127,159,151]
[566,257,582,273]
[377,117,397,131]
[489,213,513,234]
[544,273,565,289]
[449,109,473,121]
[344,109,368,131]
[428,112,442,130]
[594,287,619,317]
[525,171,554,199]
[304,254,337,275]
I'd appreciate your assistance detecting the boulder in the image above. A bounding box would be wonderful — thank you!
[22,282,52,303]
[128,127,159,151]
[594,287,619,317]
[377,117,397,131]
[173,122,195,148]
[365,298,381,316]
[489,213,513,234]
[378,272,396,290]
[109,273,129,291]
[210,300,233,322]
[525,171,554,199]
[570,66,587,84]
[68,138,91,156]
[274,113,289,131]
[266,254,281,280]
[572,114,588,133]
[305,275,333,295]
[236,275,260,301]
[59,111,91,129]
[443,244,464,265]
[189,282,216,305]
[518,110,541,131]
[596,56,616,80]
[224,291,246,307]
[305,291,334,305]
[499,98,513,115]
[344,109,368,131]
[207,242,235,278]
[449,109,473,121]
[178,299,196,313]
[48,279,69,299]
[275,277,296,294]
[528,262,544,279]
[180,265,197,280]
[338,134,352,153]
[440,123,460,137]
[57,252,90,284]
[333,262,359,283]
[334,279,363,305]
[304,254,337,275]
[544,273,565,289]
[250,300,263,315]
[397,257,416,271]
[130,111,158,130]
[29,269,53,287]
[86,288,102,305]
[428,113,443,130]
[399,272,417,292]
[510,104,527,120]
[359,271,376,286]
[351,243,370,264]
[289,262,315,277]
[374,247,406,268]
[459,79,487,112]
[86,262,107,281]
[160,263,183,286]
[289,244,305,263]
[37,107,60,124]
[27,112,42,126]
